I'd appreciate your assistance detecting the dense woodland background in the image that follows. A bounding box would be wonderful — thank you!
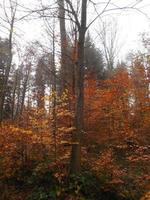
[0,0,150,200]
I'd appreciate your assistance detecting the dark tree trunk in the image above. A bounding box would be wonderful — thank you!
[58,0,68,92]
[70,0,87,174]
[51,23,57,161]
[19,65,31,115]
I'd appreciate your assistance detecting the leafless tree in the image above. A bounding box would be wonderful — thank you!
[97,19,119,72]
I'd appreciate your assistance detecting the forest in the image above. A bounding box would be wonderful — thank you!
[0,0,150,200]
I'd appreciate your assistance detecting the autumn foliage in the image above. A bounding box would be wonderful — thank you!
[0,55,150,200]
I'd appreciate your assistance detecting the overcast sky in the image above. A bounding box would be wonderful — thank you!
[0,0,150,62]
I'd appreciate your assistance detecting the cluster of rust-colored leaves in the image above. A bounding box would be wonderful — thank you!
[0,91,74,183]
[84,57,150,197]
[0,57,150,199]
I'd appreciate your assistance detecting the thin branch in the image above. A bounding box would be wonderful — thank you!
[64,0,80,29]
[87,0,150,30]
[87,0,111,30]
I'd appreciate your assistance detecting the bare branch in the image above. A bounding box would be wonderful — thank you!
[87,0,111,30]
[64,0,80,29]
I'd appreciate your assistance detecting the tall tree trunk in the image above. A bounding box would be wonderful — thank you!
[58,0,68,92]
[70,0,87,174]
[11,71,18,119]
[51,21,57,162]
[19,66,30,116]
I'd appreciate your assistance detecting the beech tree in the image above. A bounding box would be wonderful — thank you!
[61,0,88,174]
[61,0,144,173]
